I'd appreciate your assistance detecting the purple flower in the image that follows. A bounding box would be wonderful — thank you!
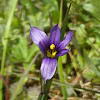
[30,24,72,82]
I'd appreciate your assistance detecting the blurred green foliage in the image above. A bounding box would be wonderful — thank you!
[0,0,100,99]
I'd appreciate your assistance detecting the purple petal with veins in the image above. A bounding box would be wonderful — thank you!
[30,26,48,47]
[49,24,61,46]
[41,57,57,82]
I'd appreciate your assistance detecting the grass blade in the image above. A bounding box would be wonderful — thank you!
[11,72,100,94]
[61,2,72,40]
[0,0,18,99]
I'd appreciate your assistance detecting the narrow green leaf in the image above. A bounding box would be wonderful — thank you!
[61,2,72,40]
[0,0,18,99]
[11,72,100,94]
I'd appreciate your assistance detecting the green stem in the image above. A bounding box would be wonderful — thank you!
[0,0,18,100]
[58,57,67,100]
[38,79,52,100]
[58,0,67,100]
[59,0,63,29]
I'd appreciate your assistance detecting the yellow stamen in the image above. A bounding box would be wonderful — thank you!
[47,50,52,57]
[50,44,55,50]
[52,51,57,57]
[46,49,57,58]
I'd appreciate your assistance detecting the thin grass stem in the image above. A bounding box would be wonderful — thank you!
[11,72,100,94]
[0,0,18,99]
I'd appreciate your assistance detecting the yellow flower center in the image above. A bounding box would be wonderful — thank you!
[46,44,57,58]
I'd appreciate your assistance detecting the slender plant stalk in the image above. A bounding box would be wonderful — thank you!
[58,57,67,100]
[5,71,10,100]
[38,79,52,100]
[58,0,63,28]
[58,1,68,100]
[0,0,18,100]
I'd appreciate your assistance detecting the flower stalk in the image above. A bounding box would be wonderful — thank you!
[58,0,67,99]
[38,79,52,100]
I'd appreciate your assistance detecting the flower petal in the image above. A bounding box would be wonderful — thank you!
[41,57,57,82]
[58,31,72,50]
[49,24,61,46]
[39,40,49,55]
[56,49,69,57]
[30,26,48,47]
